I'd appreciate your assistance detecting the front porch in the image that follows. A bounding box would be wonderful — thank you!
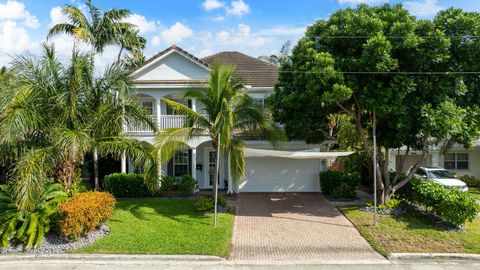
[122,139,232,191]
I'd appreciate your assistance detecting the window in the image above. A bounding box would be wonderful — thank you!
[142,101,154,116]
[444,153,469,170]
[173,151,189,177]
[252,97,265,107]
[167,99,189,115]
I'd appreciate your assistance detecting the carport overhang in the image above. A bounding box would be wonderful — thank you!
[244,148,354,159]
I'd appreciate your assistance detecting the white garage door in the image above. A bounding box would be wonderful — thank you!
[239,157,321,192]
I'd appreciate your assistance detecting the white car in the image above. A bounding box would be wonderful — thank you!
[412,166,468,192]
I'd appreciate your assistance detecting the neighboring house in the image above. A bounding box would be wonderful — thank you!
[123,45,350,193]
[388,141,480,179]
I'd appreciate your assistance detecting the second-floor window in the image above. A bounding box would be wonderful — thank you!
[444,153,469,170]
[167,99,190,115]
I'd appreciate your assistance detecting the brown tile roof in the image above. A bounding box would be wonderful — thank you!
[202,52,278,88]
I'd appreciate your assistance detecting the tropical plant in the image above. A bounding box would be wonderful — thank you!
[58,191,116,239]
[154,64,283,223]
[47,0,144,65]
[0,44,157,210]
[0,182,67,249]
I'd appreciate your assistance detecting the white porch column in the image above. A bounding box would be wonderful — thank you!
[156,98,162,129]
[227,152,233,194]
[191,99,197,112]
[431,151,440,167]
[191,148,197,179]
[121,151,127,173]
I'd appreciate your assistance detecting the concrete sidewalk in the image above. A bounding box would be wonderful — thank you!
[1,255,480,270]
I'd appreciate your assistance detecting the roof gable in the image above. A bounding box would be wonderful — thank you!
[132,45,210,83]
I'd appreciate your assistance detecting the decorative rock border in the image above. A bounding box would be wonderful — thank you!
[360,206,406,216]
[0,224,110,255]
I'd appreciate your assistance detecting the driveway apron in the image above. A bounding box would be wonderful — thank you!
[230,193,386,262]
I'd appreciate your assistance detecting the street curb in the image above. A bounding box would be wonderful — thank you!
[0,254,225,262]
[388,253,480,261]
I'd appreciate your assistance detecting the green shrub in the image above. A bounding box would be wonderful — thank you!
[195,195,228,212]
[401,178,479,227]
[195,196,214,212]
[459,175,479,187]
[217,195,228,207]
[160,176,176,193]
[58,192,116,239]
[176,175,197,195]
[104,173,151,198]
[159,175,198,195]
[0,182,67,249]
[320,171,360,199]
[368,198,403,210]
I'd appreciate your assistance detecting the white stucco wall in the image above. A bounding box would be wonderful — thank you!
[133,52,208,81]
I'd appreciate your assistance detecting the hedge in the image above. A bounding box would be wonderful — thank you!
[320,171,360,199]
[58,192,116,239]
[159,175,198,196]
[104,173,151,198]
[400,178,479,227]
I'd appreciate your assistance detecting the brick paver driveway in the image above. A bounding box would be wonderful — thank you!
[230,193,386,262]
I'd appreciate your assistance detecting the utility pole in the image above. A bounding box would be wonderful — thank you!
[214,134,221,227]
[373,112,378,226]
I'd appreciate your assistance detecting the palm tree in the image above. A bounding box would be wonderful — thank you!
[154,64,283,225]
[47,0,143,64]
[0,44,157,210]
[47,0,148,184]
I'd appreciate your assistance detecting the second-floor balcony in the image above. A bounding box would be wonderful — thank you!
[126,115,186,133]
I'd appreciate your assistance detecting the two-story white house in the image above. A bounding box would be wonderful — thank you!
[121,45,350,193]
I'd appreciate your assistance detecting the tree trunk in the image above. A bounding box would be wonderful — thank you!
[117,46,124,63]
[55,160,80,191]
[93,149,100,191]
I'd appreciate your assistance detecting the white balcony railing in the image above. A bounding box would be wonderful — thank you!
[159,115,186,129]
[126,115,186,133]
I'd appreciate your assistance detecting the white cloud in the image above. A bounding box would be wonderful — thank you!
[0,20,34,55]
[338,0,388,5]
[49,6,68,27]
[124,14,158,34]
[158,22,193,46]
[0,0,39,28]
[203,0,224,11]
[404,0,443,18]
[226,0,250,17]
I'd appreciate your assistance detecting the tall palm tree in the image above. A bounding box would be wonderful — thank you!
[0,44,157,210]
[47,0,143,64]
[155,64,283,224]
[47,0,148,184]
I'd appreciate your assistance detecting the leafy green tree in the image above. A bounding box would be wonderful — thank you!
[271,4,480,204]
[0,44,156,209]
[155,64,283,222]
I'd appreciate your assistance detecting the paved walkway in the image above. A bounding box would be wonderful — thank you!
[230,193,386,262]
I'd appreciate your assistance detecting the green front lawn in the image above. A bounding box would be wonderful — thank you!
[469,187,480,200]
[75,198,234,257]
[341,206,480,256]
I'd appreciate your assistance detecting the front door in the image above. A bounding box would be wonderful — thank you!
[205,149,219,188]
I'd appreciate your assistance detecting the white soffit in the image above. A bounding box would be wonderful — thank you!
[245,148,354,159]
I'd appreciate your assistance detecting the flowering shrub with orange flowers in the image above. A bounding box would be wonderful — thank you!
[58,192,116,239]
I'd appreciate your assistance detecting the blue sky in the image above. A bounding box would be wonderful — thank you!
[1,0,480,67]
